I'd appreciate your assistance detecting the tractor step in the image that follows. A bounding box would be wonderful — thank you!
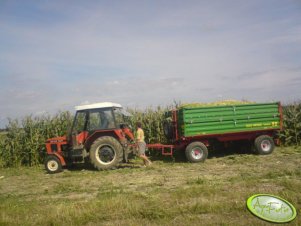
[71,148,84,157]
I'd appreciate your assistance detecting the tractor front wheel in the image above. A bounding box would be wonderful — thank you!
[45,155,62,174]
[185,142,208,163]
[89,136,123,170]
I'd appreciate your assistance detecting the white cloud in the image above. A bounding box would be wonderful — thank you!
[0,0,301,127]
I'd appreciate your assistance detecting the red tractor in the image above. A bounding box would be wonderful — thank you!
[44,102,135,173]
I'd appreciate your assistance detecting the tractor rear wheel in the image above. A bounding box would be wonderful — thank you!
[185,142,208,163]
[45,155,62,174]
[89,136,123,170]
[254,135,275,155]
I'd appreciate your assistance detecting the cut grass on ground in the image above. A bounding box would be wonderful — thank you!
[0,146,300,226]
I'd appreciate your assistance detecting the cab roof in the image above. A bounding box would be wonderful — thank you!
[75,102,122,111]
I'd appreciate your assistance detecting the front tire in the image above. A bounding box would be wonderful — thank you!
[185,142,208,163]
[89,136,123,170]
[45,155,62,174]
[254,135,275,155]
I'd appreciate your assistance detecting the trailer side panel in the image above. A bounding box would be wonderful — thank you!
[178,102,281,137]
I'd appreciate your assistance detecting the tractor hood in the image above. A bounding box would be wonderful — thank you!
[46,136,67,144]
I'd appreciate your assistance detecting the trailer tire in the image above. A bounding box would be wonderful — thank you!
[254,135,275,155]
[185,142,208,163]
[90,136,123,170]
[45,155,62,174]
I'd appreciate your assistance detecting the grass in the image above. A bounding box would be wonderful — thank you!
[0,146,301,226]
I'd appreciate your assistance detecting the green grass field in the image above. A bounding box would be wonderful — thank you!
[0,147,300,226]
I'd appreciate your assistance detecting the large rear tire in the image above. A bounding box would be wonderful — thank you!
[89,136,123,170]
[254,135,275,155]
[185,142,208,163]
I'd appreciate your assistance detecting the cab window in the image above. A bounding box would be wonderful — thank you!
[88,109,115,130]
[73,111,87,133]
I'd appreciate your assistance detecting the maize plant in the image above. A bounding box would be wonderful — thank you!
[126,106,171,144]
[279,102,301,146]
[0,111,72,167]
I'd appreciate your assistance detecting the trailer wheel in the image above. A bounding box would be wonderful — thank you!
[254,135,275,155]
[45,155,62,174]
[185,142,208,163]
[90,136,123,170]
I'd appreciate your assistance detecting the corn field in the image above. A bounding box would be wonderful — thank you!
[0,112,72,167]
[279,102,301,146]
[0,102,300,168]
[126,106,170,144]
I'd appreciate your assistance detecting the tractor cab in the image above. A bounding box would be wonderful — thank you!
[70,102,131,148]
[45,102,134,173]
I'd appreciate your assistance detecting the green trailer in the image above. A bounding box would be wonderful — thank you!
[154,102,282,163]
[178,102,281,137]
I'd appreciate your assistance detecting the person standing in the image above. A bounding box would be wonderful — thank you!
[136,122,152,166]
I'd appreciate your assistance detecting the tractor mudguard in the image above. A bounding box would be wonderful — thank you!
[52,152,66,166]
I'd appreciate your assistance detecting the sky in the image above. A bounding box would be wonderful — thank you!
[1,0,301,127]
